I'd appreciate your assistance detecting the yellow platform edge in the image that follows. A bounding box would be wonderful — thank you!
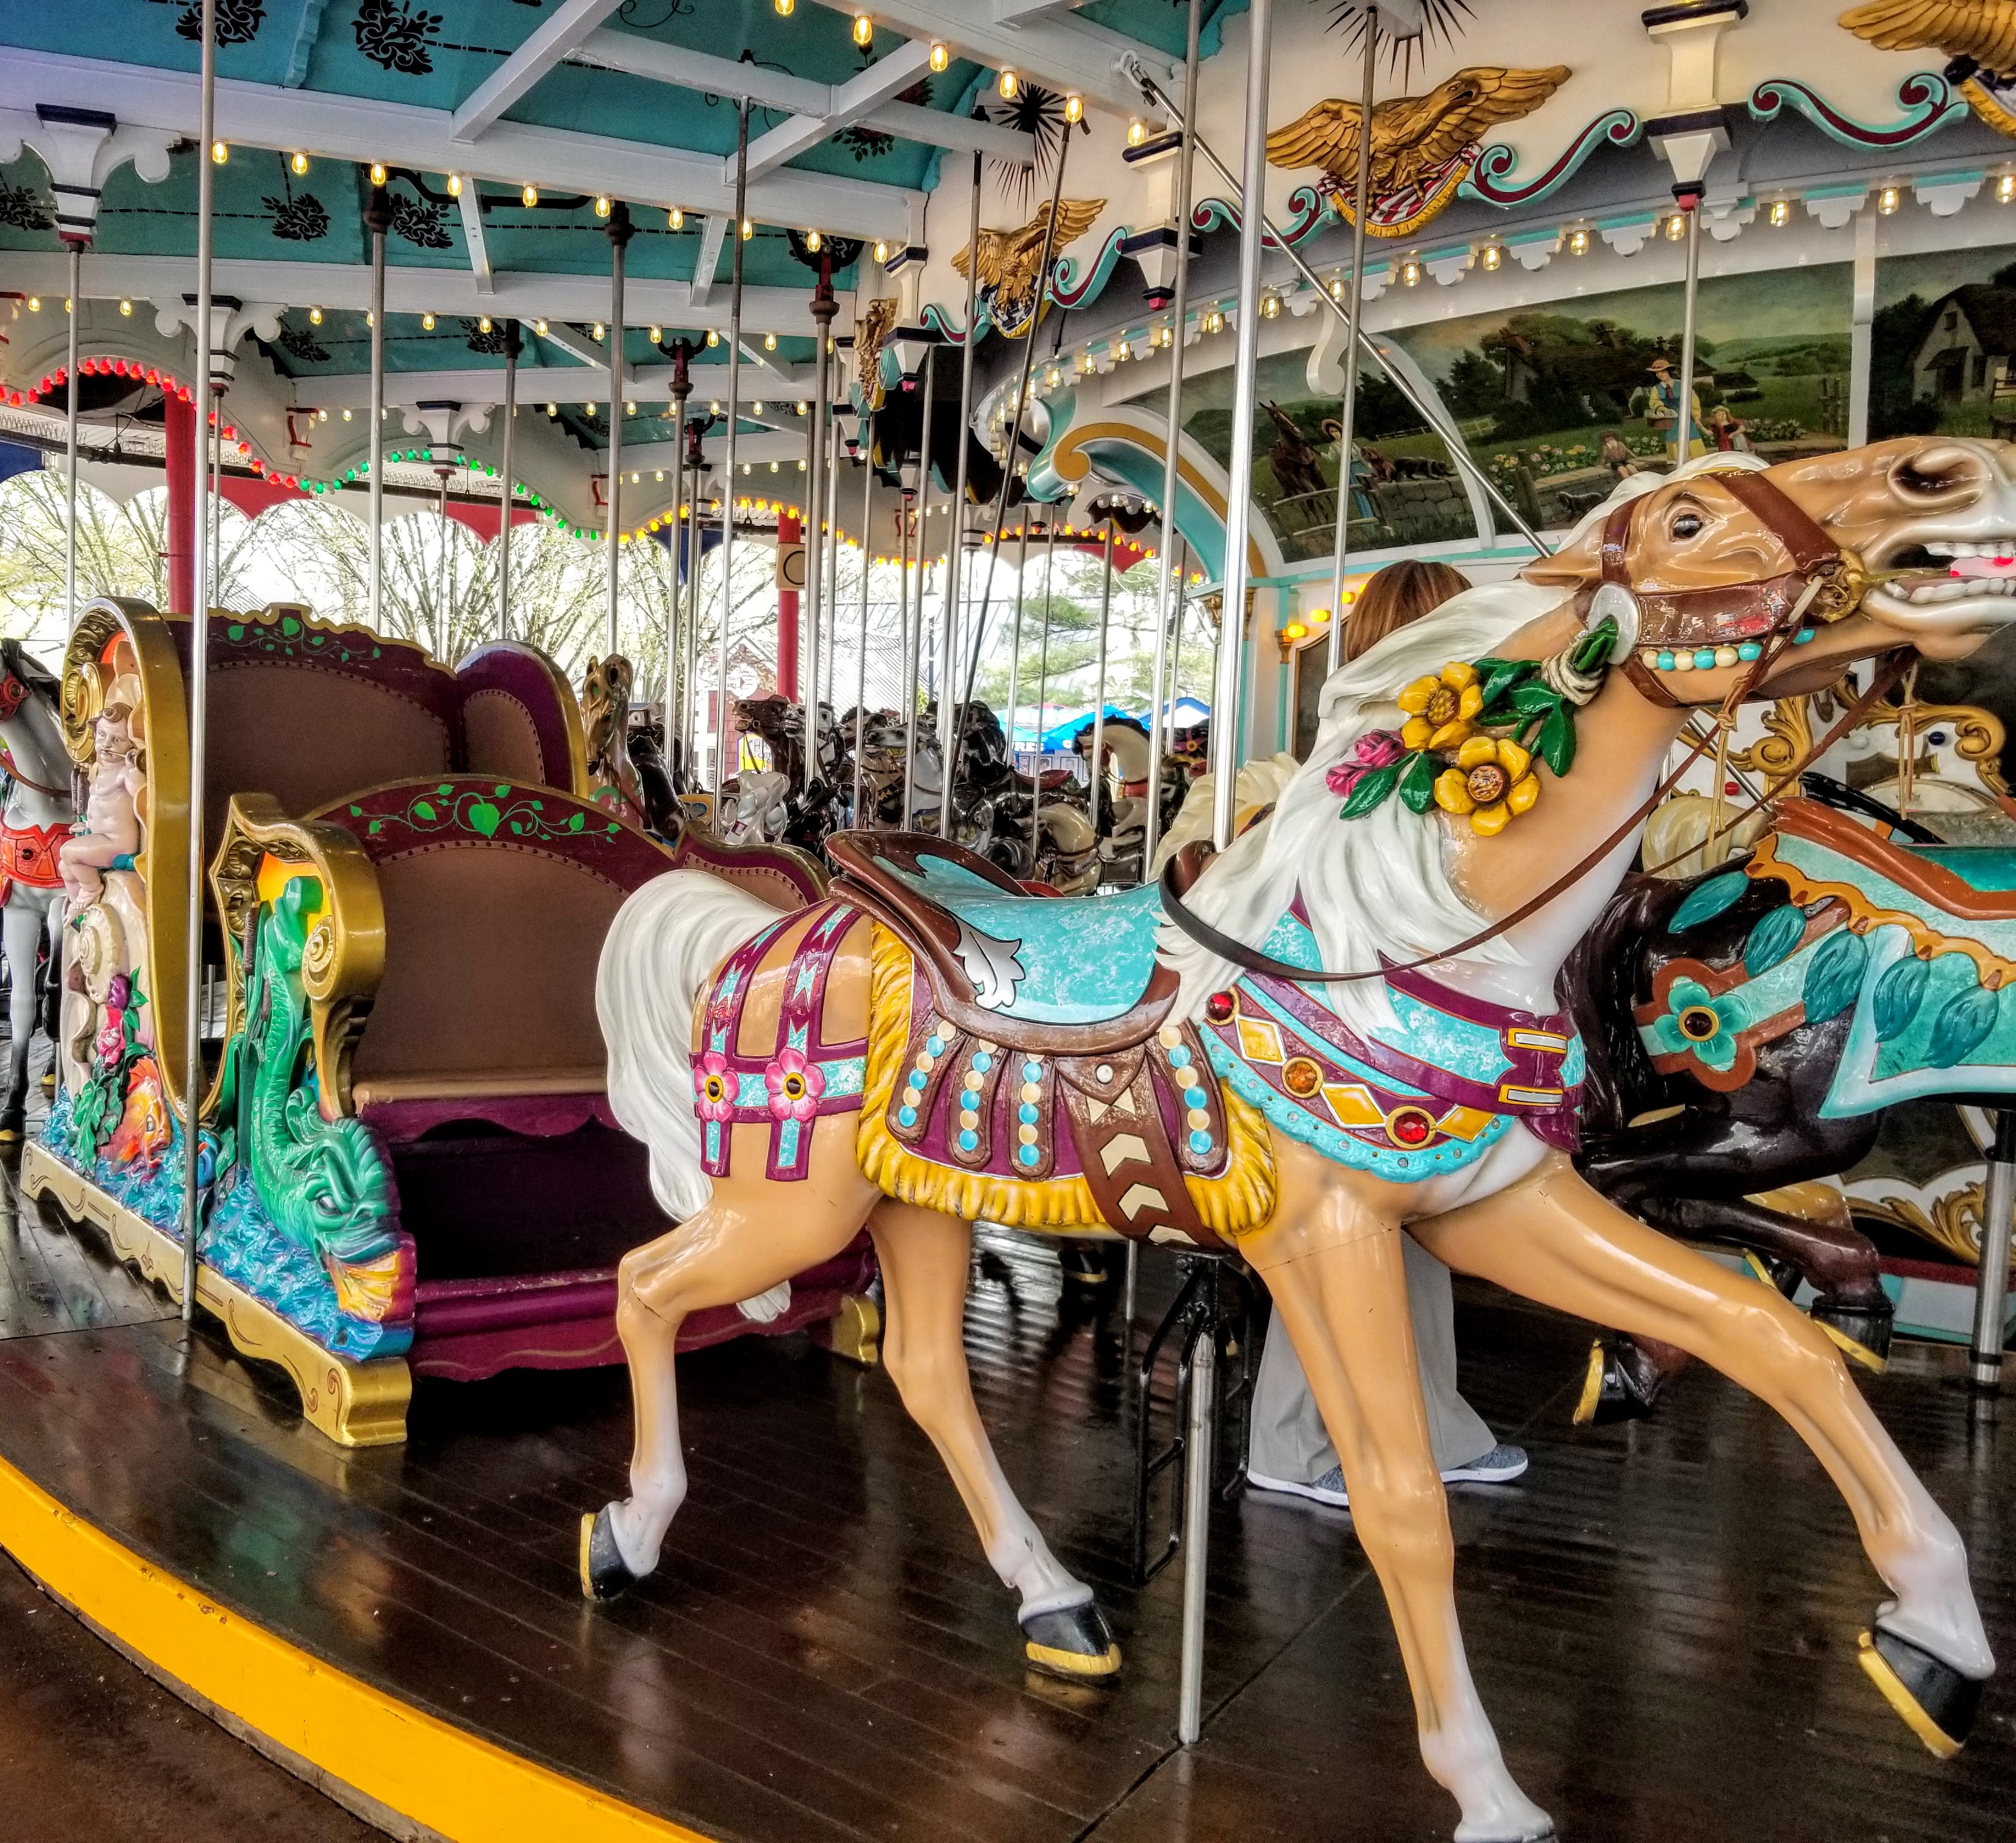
[0,1453,709,1843]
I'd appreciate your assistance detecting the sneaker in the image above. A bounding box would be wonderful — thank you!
[1248,1444,1529,1509]
[1439,1443,1529,1485]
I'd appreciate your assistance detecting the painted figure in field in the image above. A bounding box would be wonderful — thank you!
[59,681,144,911]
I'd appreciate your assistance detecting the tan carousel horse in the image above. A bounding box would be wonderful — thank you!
[583,440,2012,1842]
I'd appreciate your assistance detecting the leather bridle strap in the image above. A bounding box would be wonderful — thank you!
[1159,648,1912,988]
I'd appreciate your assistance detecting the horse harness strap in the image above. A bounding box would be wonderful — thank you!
[0,818,66,904]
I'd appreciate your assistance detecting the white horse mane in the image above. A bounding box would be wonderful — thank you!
[1156,452,1769,1035]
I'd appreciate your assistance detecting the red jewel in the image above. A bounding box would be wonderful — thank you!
[1388,1109,1434,1147]
[1205,990,1235,1023]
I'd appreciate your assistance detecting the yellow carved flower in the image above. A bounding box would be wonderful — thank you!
[1433,736,1539,837]
[1397,661,1484,753]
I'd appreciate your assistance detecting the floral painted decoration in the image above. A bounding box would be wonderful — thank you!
[1334,613,1618,836]
[694,1052,736,1123]
[1645,976,1742,1075]
[764,1048,827,1123]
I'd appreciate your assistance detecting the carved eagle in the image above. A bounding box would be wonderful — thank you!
[853,296,899,410]
[952,197,1106,335]
[1266,65,1570,222]
[1840,0,2016,132]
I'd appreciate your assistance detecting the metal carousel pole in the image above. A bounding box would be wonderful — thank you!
[1324,7,1377,675]
[605,202,632,660]
[64,243,80,631]
[898,460,919,828]
[498,319,518,639]
[900,349,935,829]
[366,180,388,633]
[1142,0,1203,876]
[1002,519,1030,793]
[667,341,693,757]
[180,0,219,1324]
[853,437,874,826]
[1030,518,1060,865]
[805,260,839,799]
[1674,182,1703,463]
[1087,511,1116,868]
[939,152,984,839]
[716,108,750,791]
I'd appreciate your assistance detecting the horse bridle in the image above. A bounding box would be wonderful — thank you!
[1161,469,1898,986]
[0,653,71,800]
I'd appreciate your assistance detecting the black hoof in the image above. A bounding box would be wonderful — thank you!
[1572,1337,1660,1426]
[1813,1298,1894,1374]
[1020,1598,1122,1681]
[579,1505,641,1603]
[1858,1624,1982,1758]
[1742,1248,1803,1299]
[1057,1243,1117,1288]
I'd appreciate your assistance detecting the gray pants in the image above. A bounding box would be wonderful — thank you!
[1249,1234,1494,1482]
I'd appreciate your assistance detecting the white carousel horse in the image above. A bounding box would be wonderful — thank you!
[583,442,2015,1840]
[0,640,77,1140]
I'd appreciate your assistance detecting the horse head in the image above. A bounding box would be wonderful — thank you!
[1528,438,2016,701]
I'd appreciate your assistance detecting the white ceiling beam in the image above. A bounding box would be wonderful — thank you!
[456,179,493,296]
[451,0,632,144]
[805,0,1170,116]
[0,48,917,243]
[991,0,1095,21]
[0,249,842,335]
[571,31,829,116]
[302,365,810,407]
[688,215,730,309]
[742,41,935,183]
[861,101,1033,165]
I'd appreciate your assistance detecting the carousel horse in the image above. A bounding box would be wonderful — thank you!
[582,441,2014,1841]
[0,641,76,1142]
[582,654,648,826]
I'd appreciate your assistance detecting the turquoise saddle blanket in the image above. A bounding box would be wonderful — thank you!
[864,849,1167,1027]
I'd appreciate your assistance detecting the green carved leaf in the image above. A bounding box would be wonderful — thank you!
[1744,903,1808,976]
[1927,981,2001,1069]
[1474,658,1529,706]
[1338,759,1402,819]
[1506,683,1561,717]
[1873,955,1929,1042]
[348,804,363,817]
[413,800,436,822]
[1397,750,1437,814]
[280,616,301,637]
[467,801,502,837]
[493,783,511,797]
[1670,872,1747,931]
[1801,929,1867,1023]
[567,811,586,832]
[435,782,453,796]
[366,819,383,836]
[226,623,245,641]
[1536,706,1575,778]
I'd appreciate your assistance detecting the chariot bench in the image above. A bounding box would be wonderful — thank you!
[26,600,872,1446]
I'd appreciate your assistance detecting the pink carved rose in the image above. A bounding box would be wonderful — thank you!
[693,1050,736,1123]
[1325,728,1407,799]
[96,1018,124,1068]
[764,1046,825,1123]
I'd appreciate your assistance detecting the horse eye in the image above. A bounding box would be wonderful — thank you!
[1672,511,1704,539]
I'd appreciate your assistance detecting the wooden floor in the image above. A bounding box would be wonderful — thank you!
[0,1098,2011,1838]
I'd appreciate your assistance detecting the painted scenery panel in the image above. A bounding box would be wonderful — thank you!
[1873,243,2016,441]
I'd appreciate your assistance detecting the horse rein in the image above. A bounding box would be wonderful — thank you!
[1162,475,1900,986]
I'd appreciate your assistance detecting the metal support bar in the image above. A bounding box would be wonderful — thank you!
[1325,12,1376,676]
[1088,514,1116,862]
[366,190,388,633]
[804,289,838,797]
[605,202,632,659]
[1972,1109,2016,1390]
[1178,1322,1216,1745]
[940,152,983,839]
[1675,192,1702,464]
[853,446,872,825]
[716,105,749,790]
[64,242,80,634]
[499,321,518,639]
[1030,520,1059,864]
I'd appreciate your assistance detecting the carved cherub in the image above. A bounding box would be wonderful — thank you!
[60,684,145,911]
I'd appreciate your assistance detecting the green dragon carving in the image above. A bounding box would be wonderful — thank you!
[216,875,408,1321]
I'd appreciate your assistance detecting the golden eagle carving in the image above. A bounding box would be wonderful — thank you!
[853,297,899,410]
[1266,65,1570,237]
[1840,0,2016,136]
[952,198,1106,338]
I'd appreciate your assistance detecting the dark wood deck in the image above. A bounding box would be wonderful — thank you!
[0,1139,2011,1841]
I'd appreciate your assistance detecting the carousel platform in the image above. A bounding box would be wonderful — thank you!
[2,1168,2015,1843]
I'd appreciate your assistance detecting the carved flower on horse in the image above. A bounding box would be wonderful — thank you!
[694,1052,736,1123]
[1323,728,1406,800]
[1647,976,1744,1075]
[1434,736,1539,837]
[764,1048,825,1122]
[1397,660,1483,752]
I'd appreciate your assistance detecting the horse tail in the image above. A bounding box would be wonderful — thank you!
[597,870,781,1221]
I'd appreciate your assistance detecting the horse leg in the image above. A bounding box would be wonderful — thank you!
[1418,1153,1993,1753]
[0,898,45,1140]
[866,1199,1119,1678]
[1241,1167,1553,1842]
[582,1116,880,1600]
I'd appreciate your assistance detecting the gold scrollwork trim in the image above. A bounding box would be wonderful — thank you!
[1853,1181,1998,1270]
[1864,701,2011,798]
[1729,695,1813,779]
[208,793,387,1120]
[21,1142,410,1446]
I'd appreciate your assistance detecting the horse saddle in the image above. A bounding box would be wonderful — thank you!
[827,831,1225,1248]
[825,831,1177,1053]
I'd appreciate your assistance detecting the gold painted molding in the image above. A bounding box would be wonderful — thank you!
[21,1143,410,1447]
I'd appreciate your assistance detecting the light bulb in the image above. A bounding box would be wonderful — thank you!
[1401,259,1422,286]
[806,228,821,252]
[586,402,596,416]
[655,470,664,481]
[1329,274,1345,299]
[798,458,807,471]
[422,311,436,329]
[649,324,661,342]
[546,402,557,415]
[764,330,777,350]
[291,151,309,176]
[796,399,808,414]
[478,314,492,332]
[119,298,133,317]
[1768,197,1793,226]
[668,205,683,230]
[627,400,637,415]
[1064,95,1083,124]
[594,194,612,218]
[740,216,753,240]
[1878,185,1901,215]
[999,68,1017,99]
[522,183,538,208]
[209,140,228,165]
[710,399,721,413]
[770,460,779,473]
[592,321,606,341]
[1664,211,1686,241]
[1260,289,1282,317]
[365,311,374,325]
[342,407,352,420]
[1479,242,1503,272]
[774,0,793,13]
[853,13,873,46]
[1128,118,1147,147]
[630,471,639,483]
[1045,365,1061,388]
[2001,176,2016,206]
[446,172,462,197]
[309,305,322,324]
[929,41,949,71]
[319,408,329,421]
[533,318,549,335]
[707,328,719,347]
[874,238,889,263]
[753,399,764,413]
[1565,225,1590,255]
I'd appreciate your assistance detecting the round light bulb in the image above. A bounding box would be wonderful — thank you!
[1064,95,1083,124]
[212,141,229,165]
[478,314,492,333]
[522,183,538,208]
[309,305,322,324]
[807,228,821,252]
[119,298,133,317]
[1128,118,1147,147]
[446,172,462,197]
[999,68,1017,99]
[592,321,606,341]
[764,330,777,350]
[706,328,719,347]
[291,151,309,176]
[929,41,949,71]
[649,324,661,342]
[874,238,889,263]
[853,13,873,46]
[422,311,435,330]
[668,205,684,230]
[741,216,753,240]
[534,318,549,335]
[594,194,612,218]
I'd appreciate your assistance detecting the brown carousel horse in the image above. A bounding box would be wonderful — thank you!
[583,441,2011,1841]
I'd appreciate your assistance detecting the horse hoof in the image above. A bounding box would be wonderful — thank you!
[1572,1338,1657,1427]
[1813,1299,1894,1374]
[1858,1625,1982,1758]
[1742,1248,1803,1299]
[1021,1599,1122,1681]
[579,1505,641,1603]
